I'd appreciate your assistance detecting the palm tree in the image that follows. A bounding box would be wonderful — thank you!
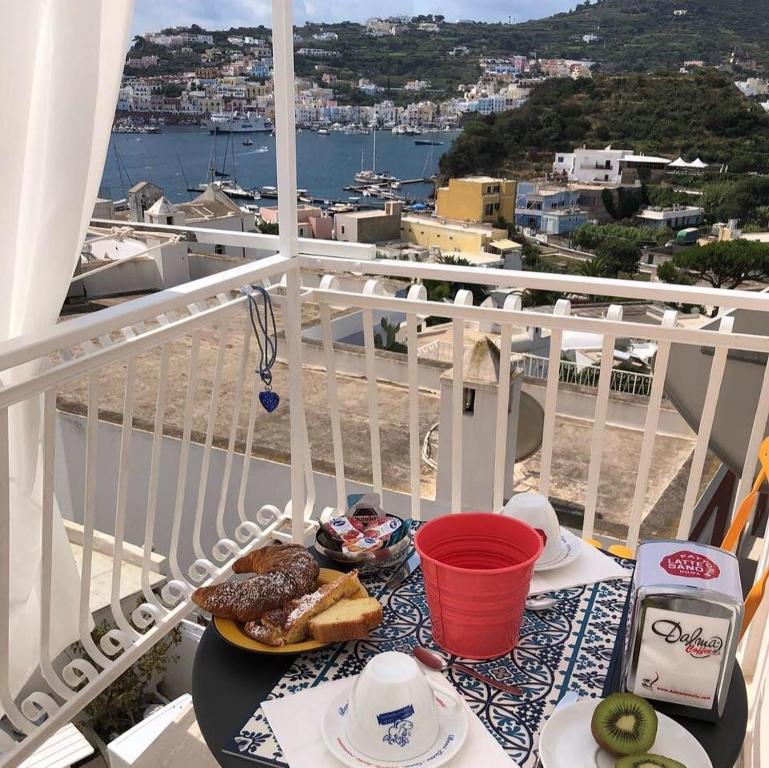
[574,257,606,277]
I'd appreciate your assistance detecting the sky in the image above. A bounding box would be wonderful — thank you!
[131,0,578,37]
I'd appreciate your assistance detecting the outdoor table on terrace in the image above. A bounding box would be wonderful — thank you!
[192,545,748,768]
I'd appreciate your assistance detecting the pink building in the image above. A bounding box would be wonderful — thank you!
[259,204,334,239]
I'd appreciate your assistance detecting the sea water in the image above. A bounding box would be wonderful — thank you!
[100,126,459,205]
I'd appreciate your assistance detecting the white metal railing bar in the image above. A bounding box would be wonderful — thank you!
[300,255,769,313]
[406,301,422,521]
[40,390,76,701]
[451,291,472,512]
[110,355,140,643]
[677,315,735,538]
[362,280,384,498]
[271,0,298,260]
[492,295,518,510]
[319,294,346,513]
[172,332,202,577]
[216,316,252,541]
[193,323,228,561]
[626,310,678,552]
[0,254,294,376]
[0,407,33,735]
[582,305,623,541]
[540,300,571,497]
[237,363,262,525]
[142,344,171,612]
[300,386,317,522]
[80,375,111,669]
[283,269,308,543]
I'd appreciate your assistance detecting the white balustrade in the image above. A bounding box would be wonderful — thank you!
[1,231,768,763]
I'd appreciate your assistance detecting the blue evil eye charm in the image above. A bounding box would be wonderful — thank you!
[259,389,280,413]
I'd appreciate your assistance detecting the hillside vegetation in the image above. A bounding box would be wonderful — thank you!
[128,0,768,92]
[439,72,769,178]
[511,0,769,73]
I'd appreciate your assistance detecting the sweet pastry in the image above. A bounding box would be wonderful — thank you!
[309,597,383,642]
[232,543,316,577]
[243,570,362,646]
[191,544,319,623]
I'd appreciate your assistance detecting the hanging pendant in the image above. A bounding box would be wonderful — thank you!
[259,388,280,413]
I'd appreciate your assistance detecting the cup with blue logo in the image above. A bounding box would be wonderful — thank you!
[345,651,463,762]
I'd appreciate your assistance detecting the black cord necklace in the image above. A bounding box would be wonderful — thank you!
[241,284,279,412]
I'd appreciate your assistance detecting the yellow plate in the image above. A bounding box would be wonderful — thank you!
[213,568,369,654]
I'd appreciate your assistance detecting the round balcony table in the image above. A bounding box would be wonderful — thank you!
[192,615,748,768]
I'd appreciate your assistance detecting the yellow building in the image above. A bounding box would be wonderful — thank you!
[436,176,517,224]
[400,215,510,255]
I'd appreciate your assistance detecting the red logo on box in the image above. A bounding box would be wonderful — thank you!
[660,550,720,580]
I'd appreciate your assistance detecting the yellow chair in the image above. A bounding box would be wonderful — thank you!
[720,436,769,640]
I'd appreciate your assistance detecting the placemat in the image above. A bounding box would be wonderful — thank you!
[224,549,633,768]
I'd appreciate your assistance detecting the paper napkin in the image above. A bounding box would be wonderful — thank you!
[529,535,631,595]
[261,673,518,768]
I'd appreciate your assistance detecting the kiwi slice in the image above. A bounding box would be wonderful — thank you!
[591,693,658,755]
[615,754,686,768]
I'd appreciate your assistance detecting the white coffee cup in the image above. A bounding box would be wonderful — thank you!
[345,651,463,762]
[502,492,563,565]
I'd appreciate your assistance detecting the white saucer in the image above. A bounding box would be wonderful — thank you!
[322,684,468,768]
[539,698,712,768]
[534,529,581,572]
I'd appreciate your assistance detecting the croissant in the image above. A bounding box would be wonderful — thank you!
[232,543,310,575]
[192,544,319,622]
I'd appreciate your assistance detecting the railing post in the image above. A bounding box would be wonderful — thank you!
[540,299,571,497]
[272,0,307,542]
[271,0,298,258]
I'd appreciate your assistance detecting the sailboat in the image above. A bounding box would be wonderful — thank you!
[354,127,397,185]
[187,135,258,201]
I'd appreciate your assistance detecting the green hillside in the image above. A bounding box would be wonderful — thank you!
[510,0,769,73]
[439,71,769,178]
[128,0,768,91]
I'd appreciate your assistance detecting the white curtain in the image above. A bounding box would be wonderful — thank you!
[0,0,134,700]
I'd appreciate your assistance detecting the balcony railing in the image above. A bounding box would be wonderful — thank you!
[1,227,768,764]
[520,354,653,397]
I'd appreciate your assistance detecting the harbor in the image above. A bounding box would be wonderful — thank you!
[101,125,459,211]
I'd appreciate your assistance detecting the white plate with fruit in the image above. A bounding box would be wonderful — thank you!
[539,693,712,768]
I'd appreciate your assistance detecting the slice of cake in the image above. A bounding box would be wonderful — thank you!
[309,597,383,642]
[244,570,362,646]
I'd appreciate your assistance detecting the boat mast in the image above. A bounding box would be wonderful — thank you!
[372,126,377,173]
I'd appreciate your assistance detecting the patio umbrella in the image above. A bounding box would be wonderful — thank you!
[665,309,769,474]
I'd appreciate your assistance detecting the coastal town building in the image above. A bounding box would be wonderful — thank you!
[553,148,671,184]
[175,185,256,253]
[405,79,431,92]
[144,30,214,46]
[126,55,159,69]
[515,182,588,235]
[735,78,769,97]
[436,177,517,224]
[259,205,334,240]
[296,48,338,58]
[335,202,404,244]
[635,205,705,231]
[400,214,512,256]
[128,180,164,221]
